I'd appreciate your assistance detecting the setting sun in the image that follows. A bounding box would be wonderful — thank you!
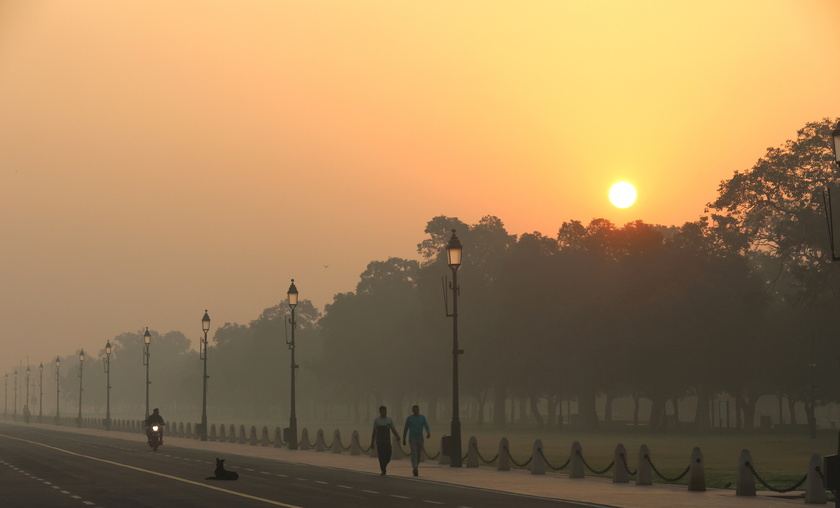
[609,182,637,208]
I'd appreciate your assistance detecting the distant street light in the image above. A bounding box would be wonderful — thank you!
[200,310,211,441]
[55,357,61,425]
[38,363,43,423]
[4,373,7,420]
[13,369,17,420]
[77,349,85,427]
[144,328,151,419]
[25,365,30,423]
[104,341,112,430]
[445,229,464,468]
[286,279,299,451]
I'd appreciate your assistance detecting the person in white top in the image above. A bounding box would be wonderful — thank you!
[371,405,401,475]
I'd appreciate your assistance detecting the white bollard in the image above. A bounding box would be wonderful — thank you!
[688,447,706,492]
[466,436,479,468]
[613,443,629,483]
[736,449,755,496]
[636,444,652,486]
[805,453,827,504]
[497,437,511,471]
[531,439,545,475]
[570,441,585,478]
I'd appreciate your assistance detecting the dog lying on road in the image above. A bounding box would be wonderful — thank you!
[205,458,239,480]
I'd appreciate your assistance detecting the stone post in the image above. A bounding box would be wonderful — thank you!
[636,444,652,486]
[300,428,310,450]
[333,430,343,454]
[687,447,706,492]
[805,453,827,504]
[531,439,545,475]
[497,437,511,471]
[569,441,585,478]
[466,436,479,468]
[736,449,755,496]
[613,443,629,483]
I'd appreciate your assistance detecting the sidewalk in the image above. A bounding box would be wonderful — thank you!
[17,423,813,508]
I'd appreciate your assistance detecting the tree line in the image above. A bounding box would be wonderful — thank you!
[20,118,840,433]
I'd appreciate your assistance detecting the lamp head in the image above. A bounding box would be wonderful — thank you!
[56,357,61,368]
[202,310,211,332]
[79,349,85,362]
[144,327,151,345]
[832,120,840,166]
[287,279,299,309]
[446,229,463,268]
[105,340,112,355]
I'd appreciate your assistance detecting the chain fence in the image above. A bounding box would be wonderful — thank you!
[536,447,570,471]
[745,461,809,493]
[94,417,825,494]
[644,454,690,482]
[576,449,614,475]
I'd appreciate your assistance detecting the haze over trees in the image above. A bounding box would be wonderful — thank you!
[42,118,840,434]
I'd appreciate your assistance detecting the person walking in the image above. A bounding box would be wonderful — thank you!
[402,404,430,477]
[371,405,400,475]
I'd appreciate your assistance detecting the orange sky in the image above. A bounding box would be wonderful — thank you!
[1,0,840,372]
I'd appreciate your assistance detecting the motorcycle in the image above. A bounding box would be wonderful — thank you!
[147,424,164,451]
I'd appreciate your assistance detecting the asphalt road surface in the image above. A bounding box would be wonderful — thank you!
[0,423,601,508]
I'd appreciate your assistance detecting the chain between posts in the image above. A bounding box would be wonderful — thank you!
[644,455,690,482]
[476,448,499,465]
[327,434,352,452]
[620,452,637,476]
[745,461,809,493]
[304,434,316,449]
[576,449,614,475]
[423,447,441,460]
[504,445,533,468]
[537,448,570,471]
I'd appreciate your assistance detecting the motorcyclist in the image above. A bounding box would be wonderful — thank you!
[145,408,165,444]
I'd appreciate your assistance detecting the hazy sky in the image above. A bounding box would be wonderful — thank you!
[2,1,840,374]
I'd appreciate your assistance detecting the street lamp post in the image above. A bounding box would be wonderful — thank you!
[286,280,299,450]
[829,121,840,508]
[13,369,17,420]
[445,229,464,468]
[38,363,43,423]
[4,373,7,420]
[104,341,112,430]
[77,349,85,427]
[200,310,211,441]
[143,328,151,419]
[25,365,30,423]
[55,357,60,425]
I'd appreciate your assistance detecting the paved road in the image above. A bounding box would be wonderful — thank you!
[0,423,602,508]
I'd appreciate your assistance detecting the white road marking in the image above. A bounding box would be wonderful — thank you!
[391,495,410,499]
[362,490,379,494]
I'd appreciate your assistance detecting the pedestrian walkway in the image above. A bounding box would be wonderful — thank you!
[18,423,812,508]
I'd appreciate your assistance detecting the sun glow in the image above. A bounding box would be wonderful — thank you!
[609,181,637,208]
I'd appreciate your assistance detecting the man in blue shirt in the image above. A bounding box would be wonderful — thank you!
[402,405,431,476]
